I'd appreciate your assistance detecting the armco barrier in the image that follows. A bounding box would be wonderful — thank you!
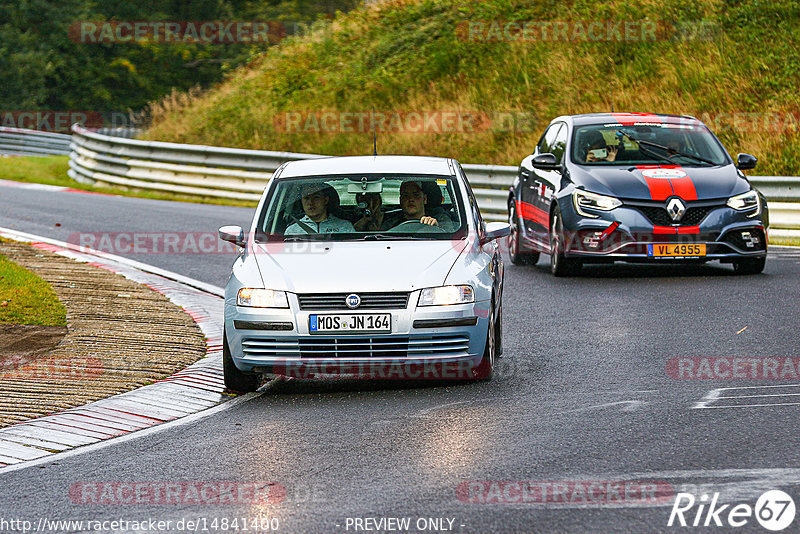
[0,127,72,157]
[67,124,799,227]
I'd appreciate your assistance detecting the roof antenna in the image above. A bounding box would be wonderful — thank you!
[372,106,377,156]
[610,87,614,113]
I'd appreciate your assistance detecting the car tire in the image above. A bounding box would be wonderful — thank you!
[471,304,495,381]
[223,331,260,392]
[550,206,582,277]
[732,256,766,275]
[508,202,540,265]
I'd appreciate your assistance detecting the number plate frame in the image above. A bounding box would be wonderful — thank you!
[309,313,392,334]
[647,243,707,257]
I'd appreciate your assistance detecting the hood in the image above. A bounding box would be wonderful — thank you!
[573,164,750,201]
[252,239,468,293]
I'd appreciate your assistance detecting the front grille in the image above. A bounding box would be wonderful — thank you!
[721,228,766,252]
[636,205,717,226]
[297,292,409,310]
[242,335,470,359]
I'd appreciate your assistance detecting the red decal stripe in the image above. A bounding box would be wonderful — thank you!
[676,225,699,235]
[599,221,619,240]
[659,165,697,201]
[636,165,674,201]
[653,226,676,235]
[669,176,697,201]
[644,177,673,201]
[611,113,663,125]
[515,201,549,226]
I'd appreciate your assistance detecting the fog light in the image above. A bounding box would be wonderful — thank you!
[741,231,759,248]
[583,231,602,249]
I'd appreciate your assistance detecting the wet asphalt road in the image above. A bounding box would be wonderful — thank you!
[1,184,799,533]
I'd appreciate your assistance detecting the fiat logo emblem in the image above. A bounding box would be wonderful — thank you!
[345,294,361,309]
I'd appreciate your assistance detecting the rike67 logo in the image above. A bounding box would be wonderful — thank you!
[668,490,796,531]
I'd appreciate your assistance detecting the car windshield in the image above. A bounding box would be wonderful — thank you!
[255,173,467,241]
[572,122,730,166]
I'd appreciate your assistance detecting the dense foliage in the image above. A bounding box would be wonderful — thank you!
[0,0,358,120]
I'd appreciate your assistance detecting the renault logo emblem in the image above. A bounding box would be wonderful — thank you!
[346,294,361,309]
[666,198,686,222]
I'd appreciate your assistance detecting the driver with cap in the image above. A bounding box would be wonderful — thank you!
[285,182,355,235]
[381,180,441,230]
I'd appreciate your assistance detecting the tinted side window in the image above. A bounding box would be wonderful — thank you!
[537,123,563,156]
[551,124,568,163]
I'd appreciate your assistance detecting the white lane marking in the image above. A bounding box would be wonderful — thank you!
[0,380,277,475]
[0,179,67,191]
[718,392,800,399]
[691,388,721,409]
[711,383,800,391]
[696,402,800,409]
[692,384,800,409]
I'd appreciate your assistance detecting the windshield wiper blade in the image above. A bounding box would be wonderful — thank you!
[616,131,673,164]
[283,235,318,242]
[360,233,413,240]
[619,130,716,166]
[637,139,716,165]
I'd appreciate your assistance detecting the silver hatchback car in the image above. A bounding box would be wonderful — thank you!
[219,155,510,391]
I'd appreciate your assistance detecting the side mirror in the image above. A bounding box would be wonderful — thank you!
[531,153,559,170]
[219,225,245,247]
[737,153,757,171]
[482,222,511,244]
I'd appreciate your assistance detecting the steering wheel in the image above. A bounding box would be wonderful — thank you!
[385,220,445,233]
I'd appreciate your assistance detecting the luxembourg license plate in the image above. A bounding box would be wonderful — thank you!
[648,243,707,257]
[309,313,391,333]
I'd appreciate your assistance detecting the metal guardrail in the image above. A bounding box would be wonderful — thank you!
[67,125,800,228]
[0,127,72,157]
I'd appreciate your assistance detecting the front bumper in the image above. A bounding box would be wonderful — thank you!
[561,198,768,261]
[224,291,490,377]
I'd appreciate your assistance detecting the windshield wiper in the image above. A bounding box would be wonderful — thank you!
[283,235,322,242]
[360,233,417,240]
[616,131,673,164]
[618,130,716,166]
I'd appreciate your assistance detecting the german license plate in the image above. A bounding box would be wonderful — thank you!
[309,313,391,333]
[648,243,706,257]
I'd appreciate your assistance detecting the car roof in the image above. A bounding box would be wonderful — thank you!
[552,112,702,127]
[277,155,454,178]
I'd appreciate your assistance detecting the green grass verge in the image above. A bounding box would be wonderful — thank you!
[769,236,800,247]
[0,248,67,326]
[144,0,800,175]
[0,155,258,208]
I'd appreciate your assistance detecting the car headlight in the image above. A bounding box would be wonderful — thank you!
[237,288,289,308]
[573,190,622,218]
[726,190,761,217]
[418,285,475,306]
